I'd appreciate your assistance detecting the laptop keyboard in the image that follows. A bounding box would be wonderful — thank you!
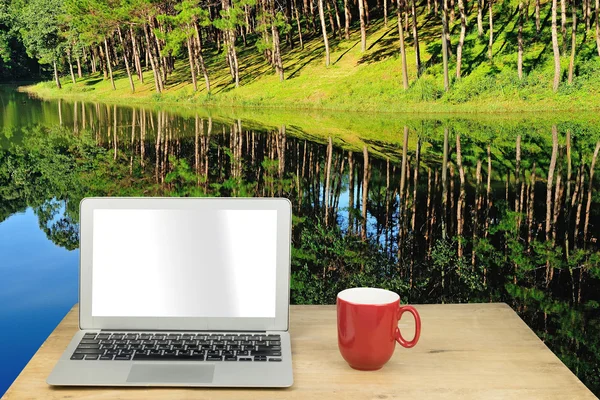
[70,332,282,362]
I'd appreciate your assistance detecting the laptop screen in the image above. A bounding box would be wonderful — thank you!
[90,209,278,319]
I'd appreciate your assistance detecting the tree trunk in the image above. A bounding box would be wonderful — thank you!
[187,36,198,91]
[518,0,524,79]
[456,0,467,78]
[193,24,211,93]
[67,51,76,84]
[596,0,600,56]
[326,0,337,38]
[536,0,541,32]
[104,38,116,90]
[332,0,343,39]
[358,0,367,51]
[130,26,144,83]
[272,19,285,81]
[583,141,600,247]
[585,0,590,31]
[384,0,388,26]
[318,0,331,65]
[442,0,450,91]
[397,1,409,89]
[76,56,82,78]
[411,0,421,75]
[117,27,135,93]
[456,133,466,260]
[295,3,305,48]
[143,24,162,93]
[562,0,567,52]
[569,0,577,83]
[552,0,561,91]
[53,60,62,89]
[345,0,352,38]
[488,0,494,59]
[478,0,484,36]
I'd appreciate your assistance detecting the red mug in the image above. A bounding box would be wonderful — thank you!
[337,287,421,370]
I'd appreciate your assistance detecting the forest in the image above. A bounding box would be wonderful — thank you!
[2,0,600,110]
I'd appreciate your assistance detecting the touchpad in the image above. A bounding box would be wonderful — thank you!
[126,363,215,384]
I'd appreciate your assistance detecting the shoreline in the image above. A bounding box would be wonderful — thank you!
[20,81,600,116]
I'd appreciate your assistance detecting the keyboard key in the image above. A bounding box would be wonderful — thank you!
[265,335,280,340]
[80,340,99,345]
[269,358,282,362]
[115,355,131,360]
[99,355,113,360]
[83,333,97,338]
[206,356,222,361]
[85,355,99,360]
[70,354,85,360]
[73,349,103,355]
[77,344,100,349]
[97,334,111,340]
[254,356,267,362]
[224,356,237,361]
[239,357,252,361]
[251,350,282,356]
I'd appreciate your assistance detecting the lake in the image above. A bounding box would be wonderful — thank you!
[0,85,599,396]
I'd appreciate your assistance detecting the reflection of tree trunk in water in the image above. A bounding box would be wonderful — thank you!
[130,108,136,175]
[484,144,492,284]
[565,132,575,302]
[450,164,455,237]
[81,102,86,130]
[205,118,212,190]
[550,169,563,283]
[155,112,162,184]
[398,127,409,260]
[333,158,345,221]
[58,99,63,125]
[425,167,432,254]
[456,134,466,262]
[515,135,522,213]
[572,164,584,304]
[113,105,118,160]
[385,158,390,254]
[473,159,482,268]
[583,141,600,248]
[410,140,420,287]
[140,109,145,169]
[325,137,333,226]
[527,162,537,251]
[349,151,355,235]
[73,102,78,134]
[361,146,369,243]
[545,126,558,286]
[195,115,200,186]
[429,170,439,259]
[441,128,449,242]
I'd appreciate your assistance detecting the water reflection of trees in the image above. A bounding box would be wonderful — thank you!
[1,102,600,394]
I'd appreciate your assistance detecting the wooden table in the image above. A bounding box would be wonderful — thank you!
[2,303,596,400]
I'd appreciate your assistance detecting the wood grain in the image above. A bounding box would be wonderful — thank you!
[3,303,596,400]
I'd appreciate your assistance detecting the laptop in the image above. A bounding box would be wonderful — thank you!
[47,197,293,387]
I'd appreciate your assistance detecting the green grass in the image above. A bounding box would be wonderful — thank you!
[23,0,600,113]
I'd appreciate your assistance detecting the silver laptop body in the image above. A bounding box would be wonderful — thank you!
[47,197,293,387]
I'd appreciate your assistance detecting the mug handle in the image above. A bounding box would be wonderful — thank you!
[395,305,421,348]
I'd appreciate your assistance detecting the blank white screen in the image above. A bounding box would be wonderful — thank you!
[91,209,278,318]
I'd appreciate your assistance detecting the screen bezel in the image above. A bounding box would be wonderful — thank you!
[79,197,291,332]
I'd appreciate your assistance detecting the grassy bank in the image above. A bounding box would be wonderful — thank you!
[24,7,600,114]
